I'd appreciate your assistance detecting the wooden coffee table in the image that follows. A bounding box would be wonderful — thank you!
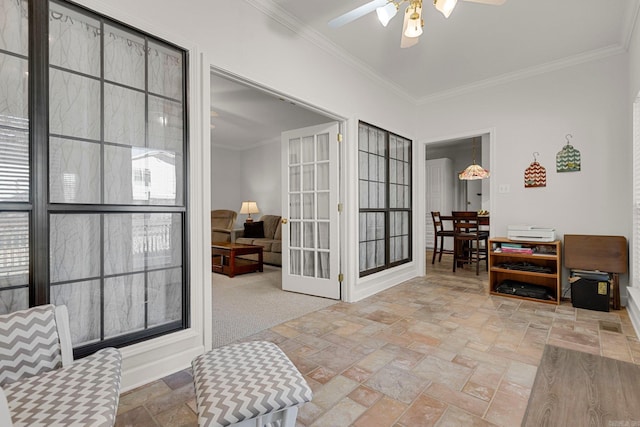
[211,242,263,278]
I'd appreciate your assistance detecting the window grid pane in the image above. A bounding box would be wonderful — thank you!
[44,1,188,352]
[358,122,412,277]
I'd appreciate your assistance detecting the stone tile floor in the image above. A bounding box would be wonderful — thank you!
[115,255,640,426]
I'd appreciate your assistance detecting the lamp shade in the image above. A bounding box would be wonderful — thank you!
[404,4,423,38]
[376,2,398,27]
[458,163,490,180]
[434,0,458,18]
[239,201,259,215]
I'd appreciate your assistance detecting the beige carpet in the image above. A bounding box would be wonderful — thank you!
[211,265,337,348]
[523,345,640,426]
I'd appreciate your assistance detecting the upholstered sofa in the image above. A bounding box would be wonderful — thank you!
[235,214,282,266]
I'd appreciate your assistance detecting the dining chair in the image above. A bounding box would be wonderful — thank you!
[0,305,122,426]
[430,211,454,264]
[452,211,489,275]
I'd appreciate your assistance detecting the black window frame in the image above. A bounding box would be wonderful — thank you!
[0,0,190,358]
[358,121,412,277]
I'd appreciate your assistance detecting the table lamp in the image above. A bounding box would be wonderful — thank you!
[239,201,259,223]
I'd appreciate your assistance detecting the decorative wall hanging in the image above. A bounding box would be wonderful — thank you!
[556,134,581,172]
[524,152,547,188]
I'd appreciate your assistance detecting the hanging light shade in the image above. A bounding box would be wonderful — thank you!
[434,0,458,18]
[459,138,490,180]
[404,2,423,38]
[376,2,398,27]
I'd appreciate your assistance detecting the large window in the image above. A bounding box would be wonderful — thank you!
[358,122,412,276]
[0,0,188,357]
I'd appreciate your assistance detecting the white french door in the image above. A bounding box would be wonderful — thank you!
[281,123,341,299]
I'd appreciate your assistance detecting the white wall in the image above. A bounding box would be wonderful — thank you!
[416,53,632,298]
[211,146,243,218]
[240,140,282,222]
[211,141,281,228]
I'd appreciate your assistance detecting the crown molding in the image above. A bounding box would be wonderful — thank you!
[244,0,415,104]
[622,0,640,52]
[245,0,633,107]
[417,44,626,105]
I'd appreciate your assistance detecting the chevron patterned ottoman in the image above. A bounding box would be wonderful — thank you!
[192,341,312,427]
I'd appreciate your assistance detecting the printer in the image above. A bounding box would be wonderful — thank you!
[507,225,556,242]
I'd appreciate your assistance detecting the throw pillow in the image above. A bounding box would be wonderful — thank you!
[244,221,265,238]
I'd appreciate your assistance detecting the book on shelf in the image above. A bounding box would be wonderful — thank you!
[501,247,534,254]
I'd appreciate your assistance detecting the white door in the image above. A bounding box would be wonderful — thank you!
[425,158,453,249]
[281,123,341,299]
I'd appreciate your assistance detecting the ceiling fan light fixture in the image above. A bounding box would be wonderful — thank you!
[403,3,423,38]
[434,0,458,18]
[376,2,398,26]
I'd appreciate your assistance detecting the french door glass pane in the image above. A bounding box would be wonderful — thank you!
[289,166,300,192]
[318,222,329,249]
[302,136,314,162]
[303,222,314,248]
[290,193,301,219]
[49,137,100,203]
[317,192,329,219]
[303,250,314,277]
[303,165,314,191]
[303,193,314,219]
[317,133,329,161]
[290,221,300,247]
[290,249,301,275]
[289,137,300,164]
[317,163,329,190]
[317,252,329,279]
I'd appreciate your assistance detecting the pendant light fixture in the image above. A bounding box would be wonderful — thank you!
[459,137,490,180]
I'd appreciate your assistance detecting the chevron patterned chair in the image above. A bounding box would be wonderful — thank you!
[0,304,122,427]
[192,340,313,427]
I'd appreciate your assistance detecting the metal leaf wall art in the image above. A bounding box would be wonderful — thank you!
[556,134,581,172]
[524,152,546,188]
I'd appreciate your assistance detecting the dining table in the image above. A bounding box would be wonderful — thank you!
[440,213,490,268]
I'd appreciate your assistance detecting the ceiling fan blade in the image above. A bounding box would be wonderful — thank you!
[328,0,388,28]
[463,0,507,5]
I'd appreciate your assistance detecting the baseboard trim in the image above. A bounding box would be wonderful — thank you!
[627,287,640,339]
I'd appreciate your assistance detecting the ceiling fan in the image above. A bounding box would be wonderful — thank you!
[328,0,507,48]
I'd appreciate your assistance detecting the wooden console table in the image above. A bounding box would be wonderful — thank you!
[211,242,263,278]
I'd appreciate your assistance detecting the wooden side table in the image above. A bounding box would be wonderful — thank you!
[212,242,263,278]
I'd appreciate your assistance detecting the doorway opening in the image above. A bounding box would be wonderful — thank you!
[209,68,345,345]
[423,132,492,276]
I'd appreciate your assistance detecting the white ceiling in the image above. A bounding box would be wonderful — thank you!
[212,0,639,149]
[264,0,638,101]
[210,73,334,150]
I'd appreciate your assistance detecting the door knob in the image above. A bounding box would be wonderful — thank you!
[281,218,288,224]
